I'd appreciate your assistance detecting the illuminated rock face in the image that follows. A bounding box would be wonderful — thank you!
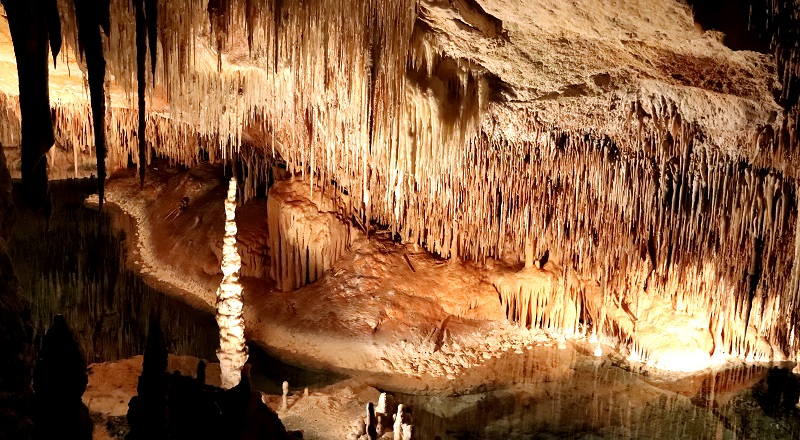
[216,178,248,389]
[267,178,350,292]
[0,1,798,371]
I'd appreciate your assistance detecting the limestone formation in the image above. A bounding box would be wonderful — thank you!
[376,393,387,415]
[366,402,377,440]
[281,380,289,411]
[392,404,403,440]
[400,423,412,440]
[0,0,798,379]
[216,177,248,389]
[268,178,350,291]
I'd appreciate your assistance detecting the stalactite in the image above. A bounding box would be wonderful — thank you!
[2,0,62,212]
[134,0,147,188]
[71,0,110,208]
[216,177,248,389]
[133,0,157,188]
[46,0,63,68]
[485,104,800,367]
[267,178,350,292]
[145,0,157,81]
[1,0,795,367]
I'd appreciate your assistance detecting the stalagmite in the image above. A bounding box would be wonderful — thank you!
[215,177,248,389]
[281,380,288,411]
[376,393,387,415]
[400,423,412,440]
[366,402,377,440]
[392,404,403,440]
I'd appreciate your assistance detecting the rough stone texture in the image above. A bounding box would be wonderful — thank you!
[100,168,579,393]
[424,0,782,144]
[267,178,350,292]
[0,0,799,375]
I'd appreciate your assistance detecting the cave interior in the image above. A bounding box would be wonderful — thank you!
[1,0,800,439]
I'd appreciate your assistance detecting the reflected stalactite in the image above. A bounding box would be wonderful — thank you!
[9,181,218,363]
[398,361,800,439]
[0,142,33,440]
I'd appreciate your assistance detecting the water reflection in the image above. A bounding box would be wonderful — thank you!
[11,180,218,362]
[9,180,343,392]
[396,356,800,439]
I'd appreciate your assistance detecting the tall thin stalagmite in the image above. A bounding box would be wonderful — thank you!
[216,177,248,389]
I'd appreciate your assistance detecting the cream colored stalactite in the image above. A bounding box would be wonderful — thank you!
[477,102,800,368]
[216,177,248,389]
[16,0,798,365]
[267,179,350,291]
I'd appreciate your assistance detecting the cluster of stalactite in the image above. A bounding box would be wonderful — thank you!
[50,0,418,170]
[489,103,799,364]
[267,178,351,292]
[0,100,227,174]
[2,0,798,366]
[492,268,583,337]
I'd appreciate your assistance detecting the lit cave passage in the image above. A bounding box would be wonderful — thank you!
[0,0,799,439]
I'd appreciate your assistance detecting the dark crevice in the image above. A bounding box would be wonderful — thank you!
[685,0,770,53]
